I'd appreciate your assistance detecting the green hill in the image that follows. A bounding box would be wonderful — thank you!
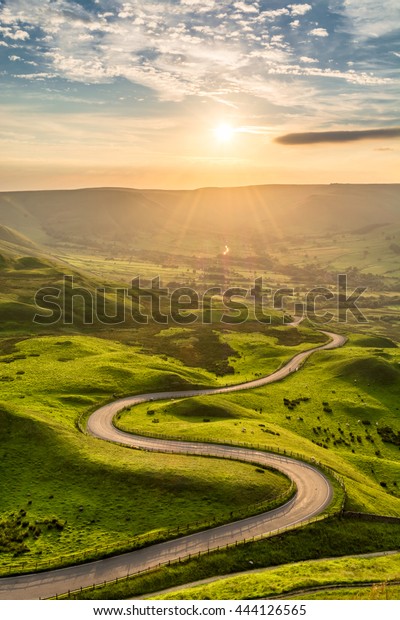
[335,357,400,387]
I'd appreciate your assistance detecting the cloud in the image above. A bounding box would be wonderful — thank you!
[13,71,58,80]
[233,2,259,14]
[309,28,329,37]
[0,26,30,40]
[300,56,318,63]
[276,128,400,145]
[342,0,400,38]
[181,0,217,9]
[0,0,397,117]
[260,8,289,19]
[288,4,312,17]
[236,125,274,135]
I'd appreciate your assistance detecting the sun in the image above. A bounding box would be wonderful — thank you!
[215,123,235,143]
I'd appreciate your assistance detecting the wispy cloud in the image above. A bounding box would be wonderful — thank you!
[236,125,275,135]
[342,0,400,38]
[0,0,399,188]
[1,0,393,103]
[276,128,400,145]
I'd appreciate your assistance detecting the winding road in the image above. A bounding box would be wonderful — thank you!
[0,330,346,600]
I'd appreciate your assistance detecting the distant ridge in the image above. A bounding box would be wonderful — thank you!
[0,184,399,249]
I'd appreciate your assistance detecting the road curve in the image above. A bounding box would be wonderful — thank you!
[0,331,346,600]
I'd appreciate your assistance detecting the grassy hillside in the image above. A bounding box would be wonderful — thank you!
[0,225,37,250]
[66,517,400,599]
[0,334,296,574]
[1,404,291,575]
[0,248,102,333]
[154,553,400,600]
[1,185,399,340]
[1,183,399,596]
[118,334,400,516]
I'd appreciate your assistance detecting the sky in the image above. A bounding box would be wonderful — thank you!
[0,0,399,190]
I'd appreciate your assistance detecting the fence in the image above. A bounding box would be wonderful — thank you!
[108,427,348,514]
[53,512,335,600]
[1,437,347,587]
[342,511,400,524]
[0,479,296,579]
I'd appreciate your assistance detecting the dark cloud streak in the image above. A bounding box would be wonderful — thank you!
[276,128,400,145]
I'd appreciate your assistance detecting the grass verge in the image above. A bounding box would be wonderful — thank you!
[61,517,400,599]
[154,553,400,599]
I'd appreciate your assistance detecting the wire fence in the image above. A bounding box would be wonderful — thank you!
[53,512,335,600]
[51,338,350,596]
[108,430,348,514]
[1,439,347,587]
[0,480,296,579]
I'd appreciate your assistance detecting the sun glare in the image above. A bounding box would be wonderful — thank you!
[215,123,235,143]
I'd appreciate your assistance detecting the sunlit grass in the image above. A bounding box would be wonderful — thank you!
[154,553,400,600]
[0,334,296,573]
[117,337,400,516]
[64,518,400,599]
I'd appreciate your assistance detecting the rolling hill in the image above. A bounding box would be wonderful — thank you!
[0,225,37,251]
[0,185,399,252]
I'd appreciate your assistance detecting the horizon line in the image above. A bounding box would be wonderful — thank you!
[1,181,400,194]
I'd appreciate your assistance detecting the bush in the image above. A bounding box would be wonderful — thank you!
[377,426,400,446]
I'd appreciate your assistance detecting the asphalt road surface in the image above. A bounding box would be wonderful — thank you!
[0,331,346,600]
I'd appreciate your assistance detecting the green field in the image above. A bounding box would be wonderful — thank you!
[117,333,400,516]
[1,185,400,599]
[0,335,294,575]
[1,324,399,580]
[154,553,400,600]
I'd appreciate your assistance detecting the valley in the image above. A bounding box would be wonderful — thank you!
[0,184,399,600]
